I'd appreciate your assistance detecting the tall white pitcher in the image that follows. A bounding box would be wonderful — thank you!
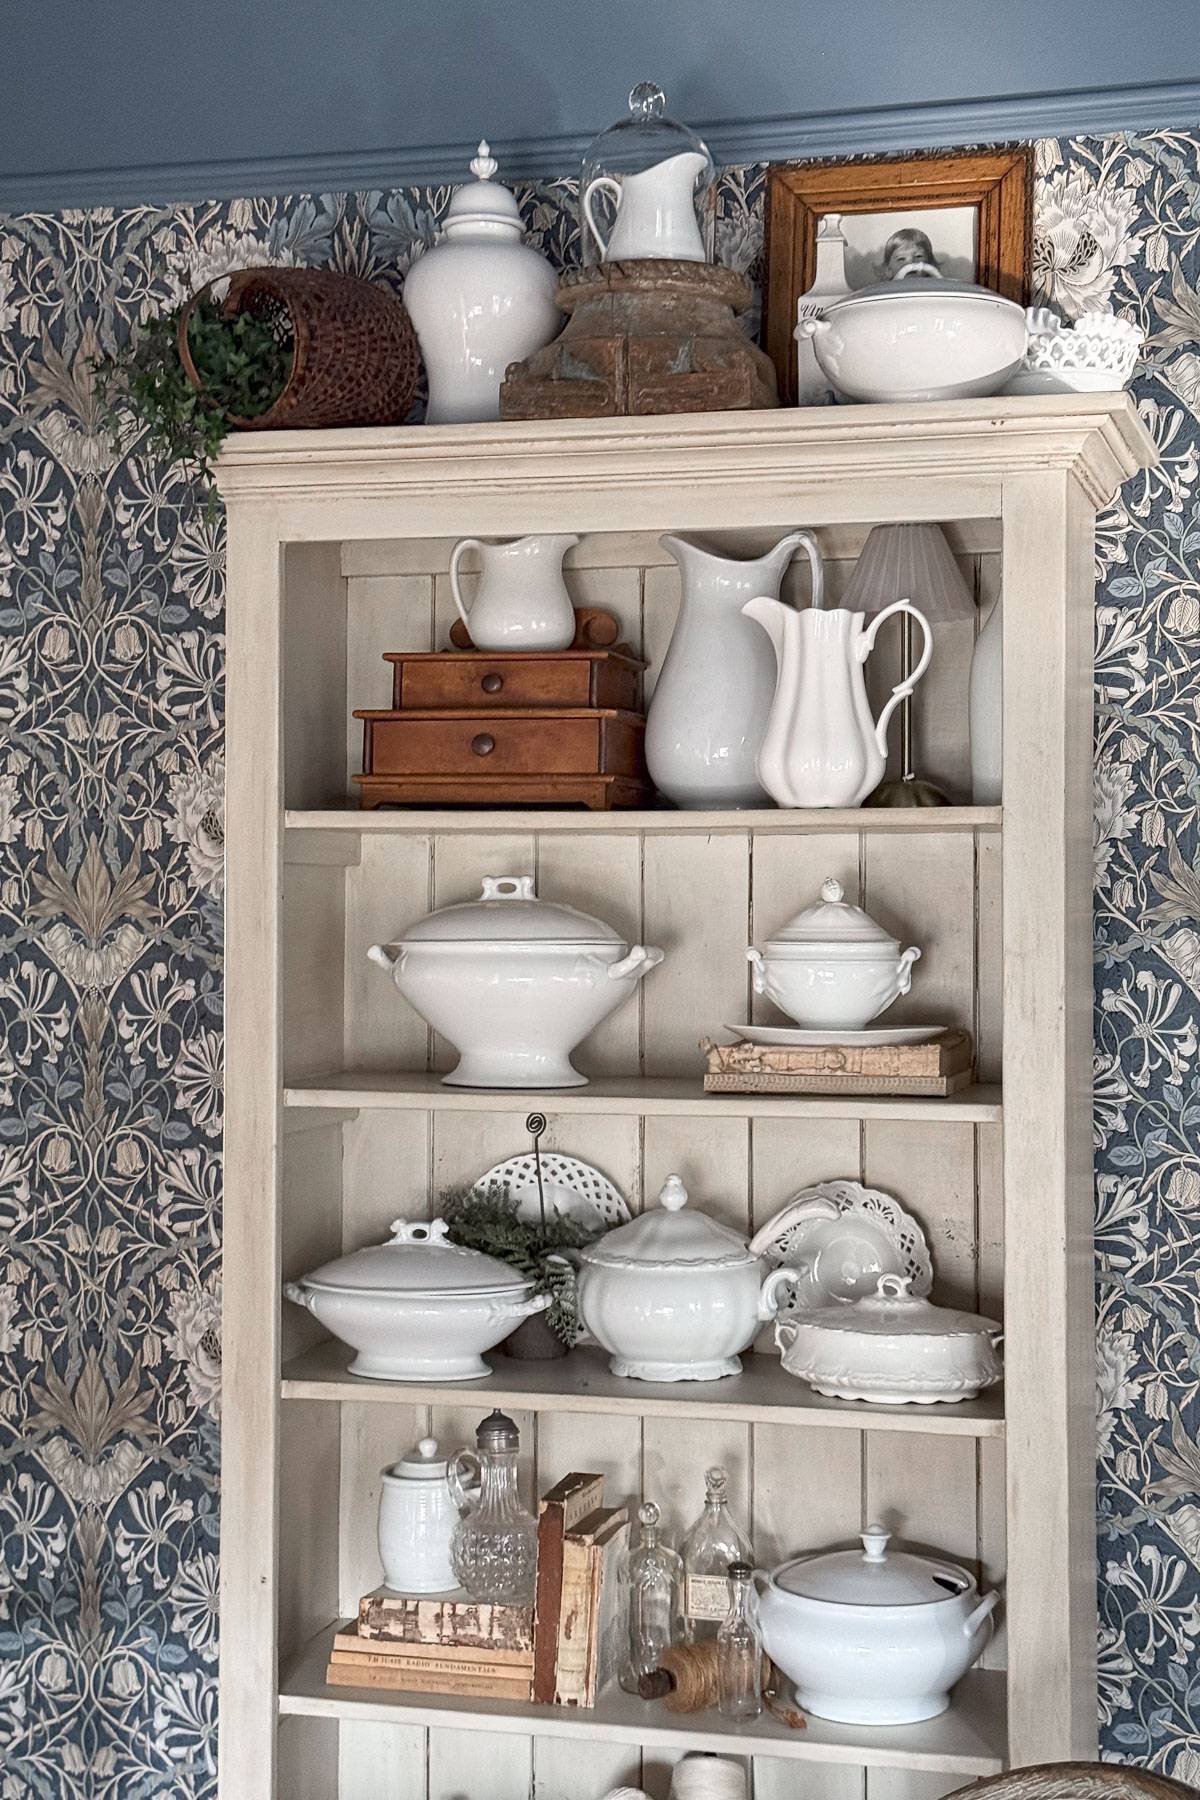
[743,596,932,808]
[646,533,823,809]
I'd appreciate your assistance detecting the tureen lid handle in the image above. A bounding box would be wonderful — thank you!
[820,877,845,904]
[861,1525,890,1562]
[481,875,537,901]
[874,1274,915,1301]
[658,1174,689,1213]
[389,1218,452,1246]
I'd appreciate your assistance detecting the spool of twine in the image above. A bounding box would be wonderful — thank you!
[669,1753,748,1800]
[639,1641,771,1714]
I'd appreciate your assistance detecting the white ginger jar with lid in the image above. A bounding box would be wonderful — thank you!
[404,140,562,424]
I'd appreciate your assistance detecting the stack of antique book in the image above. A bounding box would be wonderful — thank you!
[328,1472,629,1708]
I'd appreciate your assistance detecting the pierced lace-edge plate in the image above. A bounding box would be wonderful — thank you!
[750,1179,933,1318]
[471,1153,631,1230]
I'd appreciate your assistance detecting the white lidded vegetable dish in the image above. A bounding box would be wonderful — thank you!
[283,1218,549,1381]
[747,877,920,1031]
[775,1272,1004,1404]
[369,875,664,1089]
[756,1525,1001,1724]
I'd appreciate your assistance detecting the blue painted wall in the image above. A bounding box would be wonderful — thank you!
[4,0,1200,209]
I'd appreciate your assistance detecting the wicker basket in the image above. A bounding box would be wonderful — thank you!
[176,266,420,430]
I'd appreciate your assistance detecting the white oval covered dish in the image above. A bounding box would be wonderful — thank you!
[369,875,664,1089]
[573,1175,798,1382]
[283,1217,548,1381]
[747,877,920,1031]
[775,1273,1004,1404]
[797,263,1027,403]
[756,1525,1000,1723]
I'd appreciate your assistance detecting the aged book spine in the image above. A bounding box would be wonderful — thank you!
[326,1661,533,1701]
[330,1649,532,1680]
[332,1630,532,1669]
[553,1505,627,1709]
[357,1590,533,1651]
[532,1472,605,1706]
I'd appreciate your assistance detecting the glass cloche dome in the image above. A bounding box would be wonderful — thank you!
[579,82,714,267]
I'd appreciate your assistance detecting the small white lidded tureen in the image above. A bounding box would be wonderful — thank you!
[283,1218,549,1381]
[573,1175,799,1382]
[756,1525,1000,1724]
[747,878,920,1032]
[369,876,664,1089]
[775,1273,1004,1405]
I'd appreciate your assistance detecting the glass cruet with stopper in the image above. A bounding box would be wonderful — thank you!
[680,1466,753,1641]
[447,1410,538,1604]
[717,1561,763,1719]
[619,1500,684,1694]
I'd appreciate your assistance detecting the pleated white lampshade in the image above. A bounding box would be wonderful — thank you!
[842,523,974,621]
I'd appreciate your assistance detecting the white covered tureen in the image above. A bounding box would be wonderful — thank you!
[573,1175,799,1382]
[775,1273,1004,1405]
[283,1218,548,1381]
[369,876,664,1089]
[797,262,1027,403]
[747,877,920,1031]
[756,1526,1000,1723]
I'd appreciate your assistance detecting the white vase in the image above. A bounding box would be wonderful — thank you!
[404,142,562,425]
[645,532,823,809]
[970,593,1002,804]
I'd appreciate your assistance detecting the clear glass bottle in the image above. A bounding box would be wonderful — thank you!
[679,1466,752,1642]
[717,1561,763,1720]
[447,1410,538,1604]
[619,1500,684,1694]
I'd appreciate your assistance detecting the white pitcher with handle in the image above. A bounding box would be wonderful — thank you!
[449,533,579,650]
[742,594,932,808]
[583,151,709,262]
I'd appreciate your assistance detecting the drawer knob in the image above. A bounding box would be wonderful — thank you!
[471,733,496,757]
[481,672,504,694]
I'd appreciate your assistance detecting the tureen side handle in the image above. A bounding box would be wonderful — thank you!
[607,945,665,982]
[367,943,402,974]
[795,317,828,341]
[746,946,767,995]
[963,1589,1001,1639]
[773,1316,799,1354]
[894,944,921,997]
[501,1292,552,1320]
[758,1264,802,1322]
[282,1281,316,1314]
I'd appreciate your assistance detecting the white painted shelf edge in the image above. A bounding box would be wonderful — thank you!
[281,1071,1003,1122]
[280,1341,1007,1437]
[284,805,1003,838]
[279,1624,1007,1774]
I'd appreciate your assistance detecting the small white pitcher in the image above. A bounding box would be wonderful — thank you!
[583,151,708,262]
[449,532,579,650]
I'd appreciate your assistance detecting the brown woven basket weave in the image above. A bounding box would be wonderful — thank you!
[176,266,420,430]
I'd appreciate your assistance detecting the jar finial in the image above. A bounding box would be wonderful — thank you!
[820,877,845,904]
[470,139,499,182]
[658,1174,688,1212]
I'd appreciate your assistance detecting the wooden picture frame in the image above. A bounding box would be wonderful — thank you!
[764,146,1033,403]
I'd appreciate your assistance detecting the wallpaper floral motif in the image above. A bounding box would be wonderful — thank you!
[0,130,1198,1794]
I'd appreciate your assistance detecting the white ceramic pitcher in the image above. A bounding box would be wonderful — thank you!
[449,533,579,650]
[646,532,824,809]
[583,151,709,262]
[742,596,932,808]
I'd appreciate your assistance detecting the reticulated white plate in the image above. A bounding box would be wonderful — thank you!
[471,1153,630,1230]
[750,1179,933,1317]
[725,1023,943,1048]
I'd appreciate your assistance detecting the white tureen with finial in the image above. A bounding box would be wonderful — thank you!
[747,876,921,1031]
[403,140,562,423]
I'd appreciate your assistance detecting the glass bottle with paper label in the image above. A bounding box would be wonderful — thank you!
[680,1467,752,1642]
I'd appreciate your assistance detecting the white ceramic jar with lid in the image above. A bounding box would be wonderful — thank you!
[283,1218,549,1380]
[574,1175,799,1381]
[378,1435,460,1593]
[775,1273,1004,1404]
[756,1525,1000,1723]
[746,877,920,1031]
[403,141,562,424]
[368,875,664,1089]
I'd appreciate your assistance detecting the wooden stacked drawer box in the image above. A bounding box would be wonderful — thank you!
[354,610,652,809]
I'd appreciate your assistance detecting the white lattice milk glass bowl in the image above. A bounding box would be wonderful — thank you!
[1004,307,1144,394]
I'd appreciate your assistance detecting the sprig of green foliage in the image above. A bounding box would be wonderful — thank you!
[442,1185,598,1346]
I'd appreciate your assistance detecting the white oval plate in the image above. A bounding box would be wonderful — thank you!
[471,1153,630,1230]
[725,1023,943,1048]
[750,1179,933,1317]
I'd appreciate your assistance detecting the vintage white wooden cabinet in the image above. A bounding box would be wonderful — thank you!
[216,397,1155,1800]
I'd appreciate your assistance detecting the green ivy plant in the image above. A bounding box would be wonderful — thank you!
[94,293,294,492]
[441,1184,599,1347]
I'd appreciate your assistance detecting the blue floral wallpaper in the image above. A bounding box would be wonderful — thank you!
[0,131,1198,1792]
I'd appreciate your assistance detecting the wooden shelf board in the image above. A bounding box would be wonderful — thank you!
[285,805,1002,839]
[282,1071,1003,1123]
[278,1624,1007,1774]
[280,1341,1006,1437]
